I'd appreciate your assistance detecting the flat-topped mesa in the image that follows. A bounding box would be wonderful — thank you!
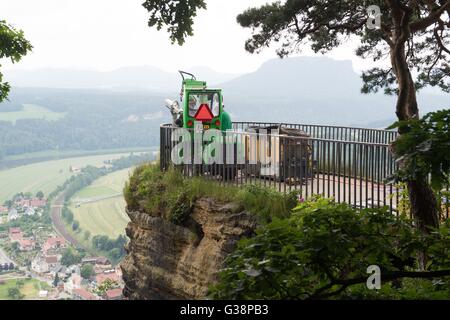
[121,197,257,300]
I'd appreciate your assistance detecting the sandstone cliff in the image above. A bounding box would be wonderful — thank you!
[121,198,257,300]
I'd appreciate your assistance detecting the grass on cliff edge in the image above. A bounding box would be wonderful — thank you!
[124,164,299,224]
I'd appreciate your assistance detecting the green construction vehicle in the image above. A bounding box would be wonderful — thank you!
[164,71,237,179]
[166,71,231,131]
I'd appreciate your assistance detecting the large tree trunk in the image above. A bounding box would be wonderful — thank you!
[390,39,440,232]
[407,179,440,230]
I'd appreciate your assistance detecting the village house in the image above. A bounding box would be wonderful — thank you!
[64,273,82,294]
[46,255,59,269]
[64,273,83,294]
[81,257,98,265]
[103,288,123,300]
[8,209,19,222]
[95,271,121,285]
[42,236,67,254]
[0,206,8,214]
[30,198,47,208]
[38,290,49,299]
[24,207,36,216]
[31,257,49,274]
[19,238,36,251]
[72,288,99,300]
[82,256,110,266]
[15,198,47,209]
[32,255,61,277]
[9,227,22,242]
[31,254,57,274]
[70,166,81,173]
[94,258,113,274]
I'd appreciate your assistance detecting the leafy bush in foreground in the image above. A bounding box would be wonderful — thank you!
[209,198,450,300]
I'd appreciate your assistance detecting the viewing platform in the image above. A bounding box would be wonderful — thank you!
[160,121,449,218]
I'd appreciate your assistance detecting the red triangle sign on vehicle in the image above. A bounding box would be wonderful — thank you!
[194,104,214,122]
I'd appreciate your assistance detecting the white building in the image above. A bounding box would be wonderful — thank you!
[31,256,49,274]
[8,209,19,221]
[64,273,82,294]
[25,207,36,216]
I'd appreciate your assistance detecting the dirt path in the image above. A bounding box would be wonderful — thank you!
[50,193,86,250]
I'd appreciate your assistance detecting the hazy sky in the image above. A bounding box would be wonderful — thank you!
[1,0,369,74]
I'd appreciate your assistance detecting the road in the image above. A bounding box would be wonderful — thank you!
[0,246,14,266]
[50,193,86,250]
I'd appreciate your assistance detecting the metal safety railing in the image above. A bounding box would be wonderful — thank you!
[160,122,449,218]
[232,122,399,144]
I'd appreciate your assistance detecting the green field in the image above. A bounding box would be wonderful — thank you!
[0,278,51,300]
[71,168,131,201]
[69,168,132,238]
[0,153,136,204]
[0,104,66,124]
[3,147,155,162]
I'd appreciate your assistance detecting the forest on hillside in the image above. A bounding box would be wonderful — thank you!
[0,88,164,158]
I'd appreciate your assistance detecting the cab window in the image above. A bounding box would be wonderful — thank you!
[187,92,220,117]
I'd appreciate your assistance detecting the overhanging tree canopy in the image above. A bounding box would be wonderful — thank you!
[142,0,206,45]
[236,0,450,121]
[0,20,32,103]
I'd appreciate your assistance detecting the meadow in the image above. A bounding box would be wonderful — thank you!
[68,168,132,238]
[0,153,136,204]
[0,278,51,300]
[0,104,66,124]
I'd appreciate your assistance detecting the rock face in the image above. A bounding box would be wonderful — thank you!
[121,198,257,300]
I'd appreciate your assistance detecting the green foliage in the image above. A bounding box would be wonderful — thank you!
[7,287,24,300]
[91,234,127,261]
[170,192,194,225]
[390,182,411,217]
[81,264,95,279]
[124,164,298,223]
[0,90,161,157]
[209,197,450,300]
[11,242,19,252]
[61,248,84,267]
[62,207,74,223]
[35,191,44,199]
[142,0,206,45]
[16,279,24,288]
[95,278,118,296]
[235,1,450,94]
[0,20,32,102]
[389,109,450,191]
[53,273,59,287]
[72,220,80,231]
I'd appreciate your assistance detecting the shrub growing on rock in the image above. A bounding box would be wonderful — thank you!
[209,198,450,300]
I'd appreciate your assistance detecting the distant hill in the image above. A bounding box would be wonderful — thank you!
[1,57,448,160]
[3,66,239,93]
[219,56,450,127]
[5,57,448,127]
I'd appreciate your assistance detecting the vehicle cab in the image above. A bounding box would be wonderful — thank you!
[181,77,223,131]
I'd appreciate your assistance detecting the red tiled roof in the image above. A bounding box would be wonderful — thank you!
[9,227,22,234]
[30,199,47,207]
[105,288,123,299]
[73,288,98,300]
[14,198,46,208]
[45,255,58,264]
[43,237,66,251]
[9,228,23,242]
[19,238,35,247]
[96,272,120,284]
